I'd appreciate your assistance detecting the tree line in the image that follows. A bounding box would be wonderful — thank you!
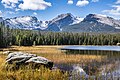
[0,23,120,47]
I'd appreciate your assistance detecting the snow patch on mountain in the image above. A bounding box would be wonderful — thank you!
[94,14,120,29]
[85,14,120,27]
[115,27,120,29]
[4,16,40,29]
[40,21,49,30]
[72,17,83,25]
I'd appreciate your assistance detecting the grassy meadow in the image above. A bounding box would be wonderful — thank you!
[0,46,105,80]
[1,46,104,63]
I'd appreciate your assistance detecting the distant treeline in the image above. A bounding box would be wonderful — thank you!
[0,23,120,47]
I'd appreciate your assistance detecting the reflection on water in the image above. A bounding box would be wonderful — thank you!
[62,46,120,51]
[59,46,120,79]
[65,50,120,59]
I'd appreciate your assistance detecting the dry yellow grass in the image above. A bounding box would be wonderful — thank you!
[2,46,104,64]
[0,49,68,80]
[0,46,107,80]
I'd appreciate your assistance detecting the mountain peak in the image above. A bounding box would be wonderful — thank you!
[58,13,73,17]
[10,16,38,21]
[51,13,74,22]
[83,13,119,26]
[1,13,120,32]
[86,14,107,18]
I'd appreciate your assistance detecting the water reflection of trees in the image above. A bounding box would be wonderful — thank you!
[65,50,120,57]
[64,50,120,75]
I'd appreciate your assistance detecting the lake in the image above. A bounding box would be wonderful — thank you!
[59,45,120,79]
[61,45,120,51]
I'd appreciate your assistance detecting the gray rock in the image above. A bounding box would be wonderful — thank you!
[26,56,50,64]
[26,56,53,69]
[69,65,89,80]
[6,52,53,69]
[6,52,37,64]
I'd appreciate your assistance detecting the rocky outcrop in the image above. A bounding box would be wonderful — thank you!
[5,52,53,69]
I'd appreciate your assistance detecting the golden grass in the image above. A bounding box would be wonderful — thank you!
[0,63,68,80]
[2,46,104,64]
[0,53,68,80]
[0,46,106,80]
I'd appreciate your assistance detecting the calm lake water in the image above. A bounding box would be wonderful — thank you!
[61,45,120,51]
[60,46,120,79]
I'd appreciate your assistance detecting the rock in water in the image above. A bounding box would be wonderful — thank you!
[6,52,53,69]
[72,65,88,76]
[69,65,89,80]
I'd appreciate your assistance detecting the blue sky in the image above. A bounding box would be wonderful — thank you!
[0,0,120,20]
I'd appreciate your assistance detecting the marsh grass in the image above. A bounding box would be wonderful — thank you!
[0,56,68,80]
[2,46,104,64]
[0,66,68,80]
[0,46,107,80]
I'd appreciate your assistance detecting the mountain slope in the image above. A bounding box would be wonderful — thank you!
[1,13,120,33]
[63,14,120,32]
[4,16,41,30]
[3,13,81,31]
[46,13,80,31]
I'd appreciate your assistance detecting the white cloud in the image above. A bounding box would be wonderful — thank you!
[33,12,37,15]
[67,0,73,5]
[102,5,120,16]
[1,0,18,9]
[1,0,18,4]
[102,6,120,16]
[19,0,52,10]
[76,0,89,7]
[116,0,120,4]
[102,0,120,16]
[92,0,99,2]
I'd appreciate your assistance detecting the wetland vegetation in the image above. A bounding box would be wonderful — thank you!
[0,46,120,80]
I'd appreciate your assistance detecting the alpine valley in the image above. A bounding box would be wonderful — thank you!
[1,13,120,33]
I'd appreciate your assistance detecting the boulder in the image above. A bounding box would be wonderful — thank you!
[6,52,53,69]
[69,65,89,80]
[6,52,37,64]
[25,56,53,69]
[72,66,87,76]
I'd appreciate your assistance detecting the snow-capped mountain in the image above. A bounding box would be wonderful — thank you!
[1,13,120,32]
[84,14,120,29]
[46,13,81,31]
[63,14,120,32]
[4,16,40,30]
[2,13,81,31]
